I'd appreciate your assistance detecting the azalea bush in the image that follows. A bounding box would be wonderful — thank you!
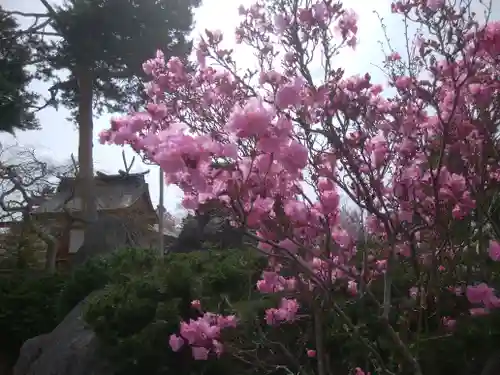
[101,0,500,374]
[83,248,269,375]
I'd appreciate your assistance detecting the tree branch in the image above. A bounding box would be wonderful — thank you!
[0,164,58,272]
[0,9,55,35]
[38,0,65,32]
[0,145,77,272]
[2,11,50,18]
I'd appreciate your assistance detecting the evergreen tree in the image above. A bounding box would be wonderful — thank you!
[0,9,39,133]
[8,0,201,234]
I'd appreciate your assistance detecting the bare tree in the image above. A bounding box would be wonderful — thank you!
[0,143,76,272]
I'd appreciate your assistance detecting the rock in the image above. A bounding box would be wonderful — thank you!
[13,298,112,375]
[13,335,48,375]
[481,350,500,375]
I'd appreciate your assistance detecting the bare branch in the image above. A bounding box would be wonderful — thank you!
[38,0,66,34]
[70,153,79,174]
[25,31,60,37]
[0,144,76,272]
[121,150,136,175]
[0,9,56,36]
[1,11,50,18]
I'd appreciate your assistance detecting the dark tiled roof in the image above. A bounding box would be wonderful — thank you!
[32,171,155,214]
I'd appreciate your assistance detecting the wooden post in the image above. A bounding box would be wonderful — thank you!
[158,168,164,257]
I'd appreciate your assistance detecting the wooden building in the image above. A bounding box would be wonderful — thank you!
[30,171,167,266]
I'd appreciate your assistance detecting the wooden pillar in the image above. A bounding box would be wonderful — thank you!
[56,218,71,270]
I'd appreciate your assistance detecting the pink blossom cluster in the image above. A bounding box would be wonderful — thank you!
[101,0,500,371]
[169,302,237,360]
[489,240,500,261]
[433,239,500,328]
[257,270,297,293]
[264,297,300,325]
[466,283,500,314]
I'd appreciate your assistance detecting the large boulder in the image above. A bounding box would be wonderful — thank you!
[13,298,112,375]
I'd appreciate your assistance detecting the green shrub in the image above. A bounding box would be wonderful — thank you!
[57,247,158,318]
[0,271,66,366]
[83,248,268,375]
[83,246,500,375]
[4,245,500,375]
[0,247,159,370]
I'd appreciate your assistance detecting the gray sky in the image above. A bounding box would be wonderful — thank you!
[0,0,498,216]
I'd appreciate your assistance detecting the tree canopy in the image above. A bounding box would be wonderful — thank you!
[39,0,202,117]
[0,8,39,133]
[8,0,203,229]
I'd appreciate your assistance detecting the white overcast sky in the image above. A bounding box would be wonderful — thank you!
[1,0,498,216]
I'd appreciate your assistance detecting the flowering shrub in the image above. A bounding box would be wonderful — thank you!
[169,308,238,360]
[101,0,500,373]
[84,248,274,375]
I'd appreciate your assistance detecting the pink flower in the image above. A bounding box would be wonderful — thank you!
[226,98,274,138]
[395,76,412,89]
[387,52,401,61]
[275,77,304,109]
[192,346,210,360]
[264,298,299,325]
[217,315,238,328]
[298,8,313,25]
[332,228,351,248]
[279,140,308,170]
[306,349,316,358]
[489,240,500,261]
[273,14,288,34]
[275,85,301,109]
[169,334,184,352]
[312,2,328,23]
[336,9,358,38]
[102,4,500,367]
[284,201,309,223]
[485,296,500,309]
[466,283,494,305]
[317,177,334,191]
[320,189,340,212]
[278,238,299,253]
[265,308,280,325]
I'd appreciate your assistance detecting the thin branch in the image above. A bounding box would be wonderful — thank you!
[25,31,60,37]
[70,153,79,173]
[0,144,79,272]
[2,11,50,18]
[0,163,58,272]
[121,150,136,175]
[0,9,56,35]
[38,0,65,33]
